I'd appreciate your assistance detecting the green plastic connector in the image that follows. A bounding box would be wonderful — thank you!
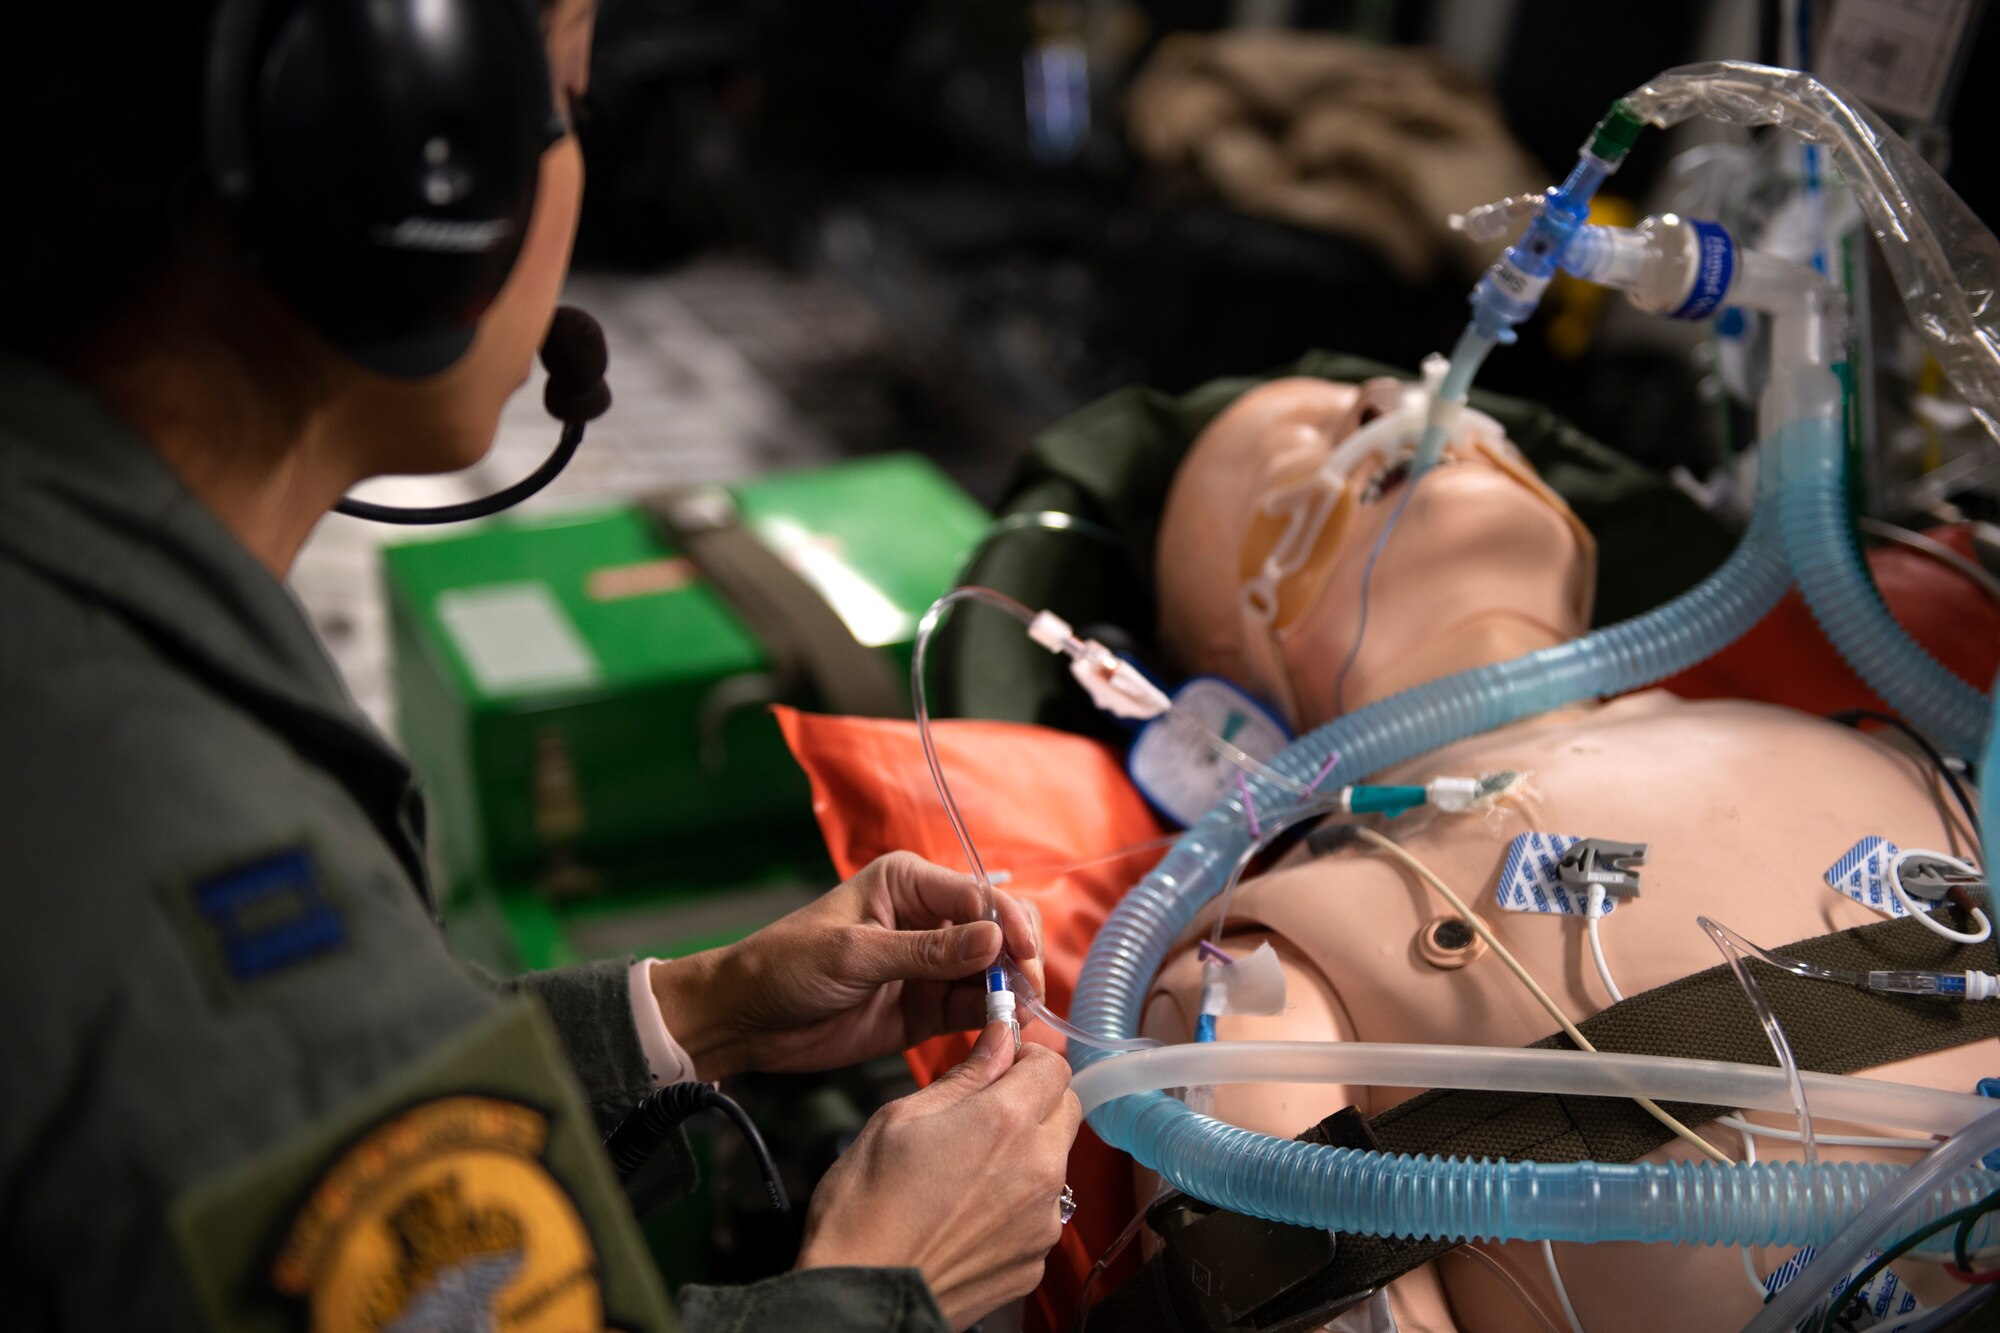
[1588,99,1646,161]
[1348,784,1428,818]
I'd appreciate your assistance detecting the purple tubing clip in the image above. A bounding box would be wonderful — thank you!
[1236,773,1262,838]
[1197,940,1237,965]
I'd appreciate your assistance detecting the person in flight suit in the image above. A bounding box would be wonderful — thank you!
[0,2,1081,1330]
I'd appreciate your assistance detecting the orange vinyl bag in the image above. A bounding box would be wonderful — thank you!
[771,530,1998,1330]
[774,707,1168,1333]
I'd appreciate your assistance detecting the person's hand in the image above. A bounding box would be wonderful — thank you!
[796,1022,1082,1329]
[651,852,1044,1080]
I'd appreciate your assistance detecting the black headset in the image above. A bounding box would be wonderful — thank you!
[205,0,608,523]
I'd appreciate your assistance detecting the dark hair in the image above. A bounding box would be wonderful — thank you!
[1,2,561,365]
[0,8,221,361]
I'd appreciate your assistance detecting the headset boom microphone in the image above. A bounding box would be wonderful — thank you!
[334,305,610,525]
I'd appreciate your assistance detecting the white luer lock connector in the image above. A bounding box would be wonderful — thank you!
[1426,776,1484,814]
[1025,608,1173,720]
[986,985,1018,1035]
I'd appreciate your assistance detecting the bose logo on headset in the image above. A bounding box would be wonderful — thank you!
[372,218,518,254]
[203,0,565,377]
[201,0,613,526]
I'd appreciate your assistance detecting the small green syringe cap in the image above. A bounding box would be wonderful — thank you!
[1588,99,1646,160]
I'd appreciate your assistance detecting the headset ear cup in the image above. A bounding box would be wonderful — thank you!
[219,0,555,377]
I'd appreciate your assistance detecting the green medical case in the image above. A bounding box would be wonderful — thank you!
[383,452,989,917]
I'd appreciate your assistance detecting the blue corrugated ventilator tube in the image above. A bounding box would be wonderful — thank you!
[1067,62,2000,1255]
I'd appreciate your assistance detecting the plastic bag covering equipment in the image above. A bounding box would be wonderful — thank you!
[1626,62,2000,448]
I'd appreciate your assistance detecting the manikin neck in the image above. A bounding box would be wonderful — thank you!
[1339,610,1588,720]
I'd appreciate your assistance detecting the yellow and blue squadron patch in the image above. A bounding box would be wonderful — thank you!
[273,1096,617,1332]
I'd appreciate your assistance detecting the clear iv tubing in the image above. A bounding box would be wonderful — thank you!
[910,585,1037,896]
[1067,493,2000,1247]
[1071,67,2000,1246]
[910,586,1222,1053]
[1700,916,1818,1170]
[1206,799,1343,945]
[1744,1107,2000,1333]
[1068,1042,1996,1136]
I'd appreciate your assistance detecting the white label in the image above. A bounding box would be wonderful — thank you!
[1819,0,1976,123]
[1128,676,1290,827]
[1487,259,1551,305]
[1495,833,1616,917]
[437,581,599,696]
[1762,1244,1921,1329]
[1824,836,1910,918]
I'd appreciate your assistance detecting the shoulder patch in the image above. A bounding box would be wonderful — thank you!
[274,1096,610,1332]
[170,845,347,995]
[170,1000,675,1332]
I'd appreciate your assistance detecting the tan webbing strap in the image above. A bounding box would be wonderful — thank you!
[644,486,907,719]
[1374,910,2000,1163]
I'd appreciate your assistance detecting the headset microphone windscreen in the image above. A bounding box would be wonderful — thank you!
[539,305,611,422]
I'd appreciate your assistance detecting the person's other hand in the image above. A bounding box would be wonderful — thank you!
[652,852,1044,1079]
[796,1022,1082,1329]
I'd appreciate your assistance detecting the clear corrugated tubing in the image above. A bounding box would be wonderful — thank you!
[1624,62,2000,449]
[1773,412,1990,757]
[1071,60,2000,1248]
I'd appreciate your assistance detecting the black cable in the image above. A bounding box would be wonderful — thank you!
[604,1081,790,1219]
[1072,1191,1177,1333]
[1820,1189,2000,1332]
[1953,1189,2000,1272]
[1827,709,1982,852]
[335,420,586,525]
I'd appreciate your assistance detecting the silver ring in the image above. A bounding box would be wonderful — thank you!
[1058,1183,1078,1225]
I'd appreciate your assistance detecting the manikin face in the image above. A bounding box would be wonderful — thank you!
[328,0,599,479]
[1157,377,1596,731]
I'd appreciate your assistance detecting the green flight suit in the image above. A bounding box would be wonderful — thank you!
[0,358,947,1333]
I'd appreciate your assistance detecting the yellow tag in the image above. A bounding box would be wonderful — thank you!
[273,1095,612,1332]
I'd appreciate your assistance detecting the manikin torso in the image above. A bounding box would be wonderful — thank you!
[1136,377,1992,1331]
[1143,693,1984,1331]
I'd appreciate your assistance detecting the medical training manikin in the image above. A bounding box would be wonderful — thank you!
[1136,375,1991,1331]
[869,62,2000,1333]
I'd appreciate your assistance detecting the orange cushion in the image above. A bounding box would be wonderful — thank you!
[770,528,1998,1330]
[1664,524,2000,714]
[774,707,1167,1333]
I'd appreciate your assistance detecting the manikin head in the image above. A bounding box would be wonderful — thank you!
[1157,376,1596,731]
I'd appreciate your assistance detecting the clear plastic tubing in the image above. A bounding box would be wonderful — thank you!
[1071,506,1810,1245]
[1621,62,2000,445]
[1069,1041,1996,1136]
[1774,412,1990,757]
[1744,1106,2000,1333]
[1407,326,1491,477]
[1072,451,1982,1246]
[1562,216,1990,755]
[1987,677,2000,918]
[1072,64,2000,1248]
[1410,100,1643,477]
